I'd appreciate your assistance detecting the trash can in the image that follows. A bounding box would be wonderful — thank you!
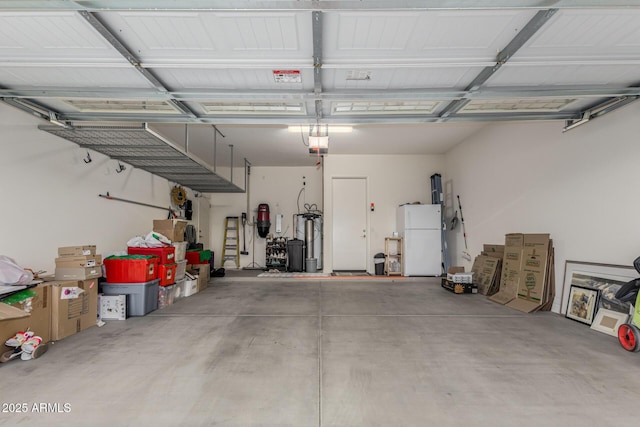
[305,258,318,272]
[287,239,304,272]
[374,253,385,276]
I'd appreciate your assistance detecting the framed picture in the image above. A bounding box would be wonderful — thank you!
[566,285,599,325]
[559,261,637,315]
[590,308,629,337]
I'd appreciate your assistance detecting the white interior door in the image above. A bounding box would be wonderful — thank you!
[197,196,211,250]
[332,178,367,271]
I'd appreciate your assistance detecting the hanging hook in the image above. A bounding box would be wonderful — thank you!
[83,151,92,164]
[115,161,126,173]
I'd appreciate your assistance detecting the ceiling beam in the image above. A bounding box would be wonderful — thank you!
[438,8,558,120]
[5,86,640,102]
[2,1,640,11]
[53,110,578,124]
[0,98,51,121]
[312,11,323,122]
[77,10,198,119]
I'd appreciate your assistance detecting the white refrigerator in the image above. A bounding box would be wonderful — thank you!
[396,204,442,276]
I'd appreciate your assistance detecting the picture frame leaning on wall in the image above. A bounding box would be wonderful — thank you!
[561,261,636,316]
[566,285,600,325]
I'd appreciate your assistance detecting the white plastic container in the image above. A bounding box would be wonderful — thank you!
[172,241,188,262]
[447,272,474,284]
[175,259,187,281]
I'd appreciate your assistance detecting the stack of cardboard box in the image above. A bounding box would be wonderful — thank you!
[489,234,555,312]
[54,245,102,281]
[1,246,102,344]
[470,244,504,296]
[50,245,101,340]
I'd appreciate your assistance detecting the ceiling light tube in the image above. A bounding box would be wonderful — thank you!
[288,125,352,133]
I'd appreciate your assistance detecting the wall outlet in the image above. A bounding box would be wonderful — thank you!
[275,214,283,233]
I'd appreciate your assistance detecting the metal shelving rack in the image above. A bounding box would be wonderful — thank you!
[265,236,288,271]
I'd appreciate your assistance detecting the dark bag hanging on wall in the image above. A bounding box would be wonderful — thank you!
[185,199,193,221]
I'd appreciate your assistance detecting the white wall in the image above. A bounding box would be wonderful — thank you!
[210,165,322,269]
[323,154,445,274]
[0,103,181,274]
[445,102,640,312]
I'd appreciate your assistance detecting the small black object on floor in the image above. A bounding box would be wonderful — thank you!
[210,268,226,277]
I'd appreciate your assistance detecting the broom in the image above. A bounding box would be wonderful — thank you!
[457,195,472,261]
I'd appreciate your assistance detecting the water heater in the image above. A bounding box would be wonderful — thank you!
[295,213,322,270]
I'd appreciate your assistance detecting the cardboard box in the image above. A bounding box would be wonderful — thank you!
[58,245,97,257]
[99,294,126,320]
[189,264,210,292]
[153,219,188,243]
[0,284,52,344]
[537,247,556,312]
[471,255,501,296]
[489,234,524,305]
[55,255,102,268]
[55,266,102,281]
[506,234,552,313]
[50,279,98,341]
[482,244,505,259]
[441,278,478,294]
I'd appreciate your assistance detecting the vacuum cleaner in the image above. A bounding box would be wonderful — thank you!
[257,203,270,238]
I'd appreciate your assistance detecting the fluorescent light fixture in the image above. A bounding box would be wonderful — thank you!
[461,98,576,113]
[203,102,305,115]
[288,125,352,133]
[64,99,178,114]
[332,101,439,115]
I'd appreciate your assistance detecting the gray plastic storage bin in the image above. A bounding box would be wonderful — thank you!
[100,279,159,317]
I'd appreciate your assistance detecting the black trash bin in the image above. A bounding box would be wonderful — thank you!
[287,239,304,272]
[374,252,385,275]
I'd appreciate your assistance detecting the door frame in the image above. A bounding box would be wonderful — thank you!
[195,195,211,250]
[330,176,369,272]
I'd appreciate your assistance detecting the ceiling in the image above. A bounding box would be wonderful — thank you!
[2,1,640,181]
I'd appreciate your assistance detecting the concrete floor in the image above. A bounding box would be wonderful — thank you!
[2,271,640,426]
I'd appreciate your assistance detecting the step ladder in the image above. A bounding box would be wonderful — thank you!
[431,173,450,274]
[221,216,240,268]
